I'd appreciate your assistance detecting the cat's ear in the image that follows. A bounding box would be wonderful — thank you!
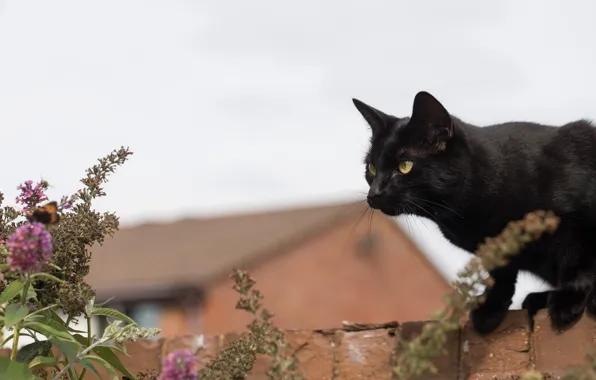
[352,98,389,134]
[410,91,453,143]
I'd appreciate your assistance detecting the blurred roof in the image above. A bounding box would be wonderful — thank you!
[87,200,382,300]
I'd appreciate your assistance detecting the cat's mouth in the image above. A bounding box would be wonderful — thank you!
[378,207,400,217]
[367,203,401,217]
[367,195,403,217]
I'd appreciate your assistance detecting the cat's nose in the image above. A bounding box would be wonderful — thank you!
[367,188,385,208]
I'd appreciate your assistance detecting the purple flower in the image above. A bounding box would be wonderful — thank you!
[159,349,198,380]
[6,222,53,273]
[58,196,75,211]
[15,180,48,211]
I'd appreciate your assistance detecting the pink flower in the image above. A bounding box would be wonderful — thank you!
[6,223,53,273]
[15,180,48,212]
[159,349,198,380]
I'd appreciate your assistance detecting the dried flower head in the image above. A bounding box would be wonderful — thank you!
[6,222,53,273]
[114,325,161,343]
[159,349,198,380]
[15,180,49,211]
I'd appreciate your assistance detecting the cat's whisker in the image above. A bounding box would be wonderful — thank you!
[403,204,421,237]
[407,200,457,241]
[419,197,464,218]
[367,207,374,238]
[339,203,371,256]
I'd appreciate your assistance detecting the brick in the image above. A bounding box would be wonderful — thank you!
[119,338,163,376]
[461,310,531,379]
[337,327,397,380]
[195,335,219,368]
[532,310,596,376]
[247,329,337,380]
[398,321,460,380]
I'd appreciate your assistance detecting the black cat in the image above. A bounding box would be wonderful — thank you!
[353,91,596,334]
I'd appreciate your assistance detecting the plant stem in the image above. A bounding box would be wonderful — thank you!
[10,274,31,360]
[78,317,93,379]
[62,315,78,380]
[51,337,109,380]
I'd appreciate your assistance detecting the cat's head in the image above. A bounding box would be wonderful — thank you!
[353,91,469,217]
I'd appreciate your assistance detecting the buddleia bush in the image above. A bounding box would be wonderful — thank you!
[0,147,159,380]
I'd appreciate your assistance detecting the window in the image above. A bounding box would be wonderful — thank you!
[95,300,162,339]
[129,302,162,329]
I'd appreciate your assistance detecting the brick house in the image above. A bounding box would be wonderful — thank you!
[86,201,450,337]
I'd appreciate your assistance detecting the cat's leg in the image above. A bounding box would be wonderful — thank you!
[547,273,592,329]
[470,266,518,334]
[521,290,550,318]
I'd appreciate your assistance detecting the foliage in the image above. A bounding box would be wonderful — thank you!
[7,146,596,379]
[391,208,596,379]
[0,147,160,380]
[195,270,301,380]
[393,210,560,379]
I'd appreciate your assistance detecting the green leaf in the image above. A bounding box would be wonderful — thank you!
[48,263,62,271]
[67,324,87,334]
[93,346,137,379]
[24,304,57,320]
[24,286,36,302]
[15,340,52,363]
[23,321,77,342]
[30,273,65,284]
[50,337,80,362]
[0,264,9,270]
[84,354,119,380]
[23,314,70,336]
[5,304,29,327]
[96,342,129,356]
[73,333,89,346]
[31,312,86,333]
[0,334,14,347]
[28,355,58,369]
[91,308,136,325]
[0,356,36,380]
[0,356,9,372]
[94,296,114,308]
[0,280,23,304]
[36,308,67,328]
[79,357,103,379]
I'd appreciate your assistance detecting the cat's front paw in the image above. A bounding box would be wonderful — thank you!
[521,291,550,318]
[548,290,586,330]
[470,305,508,335]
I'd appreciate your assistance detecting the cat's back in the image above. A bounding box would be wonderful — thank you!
[462,118,596,214]
[469,120,556,151]
[465,119,596,161]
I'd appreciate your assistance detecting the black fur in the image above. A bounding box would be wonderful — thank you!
[353,91,596,334]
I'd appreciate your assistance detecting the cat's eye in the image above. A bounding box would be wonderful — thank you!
[398,161,414,174]
[368,163,377,176]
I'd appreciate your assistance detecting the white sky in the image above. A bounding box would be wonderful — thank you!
[3,0,596,308]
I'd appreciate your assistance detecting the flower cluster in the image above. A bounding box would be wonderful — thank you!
[6,222,53,273]
[15,180,48,211]
[58,195,75,211]
[114,325,161,343]
[159,349,198,380]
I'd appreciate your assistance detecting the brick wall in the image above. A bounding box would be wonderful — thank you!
[5,309,596,379]
[202,214,449,334]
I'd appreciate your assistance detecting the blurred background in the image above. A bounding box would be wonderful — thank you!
[2,0,595,340]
